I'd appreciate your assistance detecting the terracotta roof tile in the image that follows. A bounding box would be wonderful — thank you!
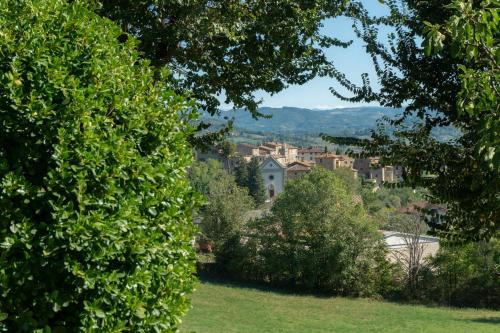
[287,164,311,172]
[287,161,313,167]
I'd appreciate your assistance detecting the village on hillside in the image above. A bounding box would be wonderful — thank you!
[197,141,403,200]
[195,141,444,263]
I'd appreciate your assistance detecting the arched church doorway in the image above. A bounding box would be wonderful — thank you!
[268,184,275,199]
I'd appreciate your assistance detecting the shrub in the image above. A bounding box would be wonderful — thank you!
[425,239,500,308]
[0,0,199,331]
[189,160,253,268]
[237,168,392,297]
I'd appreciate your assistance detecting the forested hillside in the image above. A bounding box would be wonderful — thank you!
[203,107,458,140]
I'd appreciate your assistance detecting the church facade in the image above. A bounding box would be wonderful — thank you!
[259,156,286,200]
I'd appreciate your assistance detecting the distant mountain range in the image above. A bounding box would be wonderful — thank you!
[203,106,458,140]
[202,106,458,140]
[204,106,401,137]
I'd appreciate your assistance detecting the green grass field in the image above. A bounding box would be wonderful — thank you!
[181,281,499,333]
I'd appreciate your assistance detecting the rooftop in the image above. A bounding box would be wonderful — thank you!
[316,153,346,160]
[287,160,313,167]
[287,164,312,172]
[260,155,287,169]
[298,147,325,154]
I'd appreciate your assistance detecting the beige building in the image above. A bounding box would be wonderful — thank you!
[281,144,299,163]
[236,143,259,157]
[298,147,325,163]
[353,157,401,184]
[258,145,274,156]
[262,142,281,155]
[315,153,354,170]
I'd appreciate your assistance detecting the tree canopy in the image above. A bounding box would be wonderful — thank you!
[189,160,254,271]
[242,168,391,296]
[325,0,499,240]
[97,0,352,143]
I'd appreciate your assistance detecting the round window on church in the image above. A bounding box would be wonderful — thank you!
[269,174,274,180]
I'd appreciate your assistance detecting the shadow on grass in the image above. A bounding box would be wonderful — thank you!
[460,317,500,325]
[196,270,500,313]
[197,271,336,300]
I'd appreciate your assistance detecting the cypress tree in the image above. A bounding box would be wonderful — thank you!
[247,157,266,206]
[234,157,249,189]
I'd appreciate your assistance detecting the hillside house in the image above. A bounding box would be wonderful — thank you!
[258,145,274,156]
[316,153,355,170]
[280,144,299,163]
[262,142,282,155]
[236,143,259,157]
[298,147,325,163]
[353,157,402,184]
[397,202,448,229]
[286,161,312,180]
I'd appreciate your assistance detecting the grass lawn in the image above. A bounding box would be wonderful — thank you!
[181,281,499,333]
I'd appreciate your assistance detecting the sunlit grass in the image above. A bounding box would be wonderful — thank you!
[182,281,499,333]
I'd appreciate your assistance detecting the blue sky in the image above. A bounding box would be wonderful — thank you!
[222,1,391,110]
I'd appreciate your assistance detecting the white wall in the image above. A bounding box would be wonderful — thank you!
[260,159,285,199]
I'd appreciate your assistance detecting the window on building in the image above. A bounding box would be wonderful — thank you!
[269,174,274,180]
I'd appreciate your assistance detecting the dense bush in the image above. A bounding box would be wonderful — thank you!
[424,239,500,308]
[0,0,199,331]
[189,160,253,264]
[231,168,393,297]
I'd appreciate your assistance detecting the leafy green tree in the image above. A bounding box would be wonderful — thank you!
[385,195,402,209]
[326,0,499,240]
[201,173,254,264]
[0,0,199,331]
[97,1,352,145]
[189,160,253,266]
[234,157,249,189]
[245,168,392,296]
[215,140,235,169]
[189,159,226,195]
[331,167,362,194]
[247,157,267,206]
[426,238,500,308]
[218,141,236,159]
[423,1,499,171]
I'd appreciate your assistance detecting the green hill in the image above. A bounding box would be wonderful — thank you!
[181,282,499,333]
[202,106,458,141]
